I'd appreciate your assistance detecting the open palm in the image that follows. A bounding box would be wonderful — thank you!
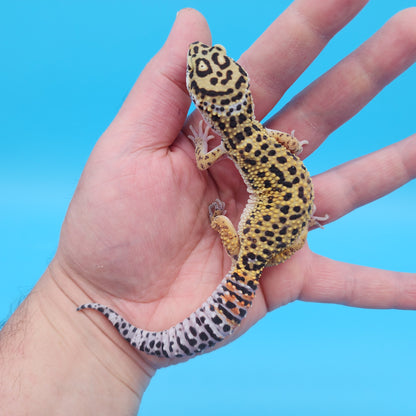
[56,2,416,367]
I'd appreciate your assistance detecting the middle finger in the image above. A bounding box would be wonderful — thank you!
[267,9,416,155]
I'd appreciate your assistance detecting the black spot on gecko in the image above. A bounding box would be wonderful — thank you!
[199,332,208,341]
[212,52,231,69]
[225,300,236,309]
[235,75,246,89]
[244,126,253,136]
[239,113,247,123]
[235,132,245,143]
[233,93,243,103]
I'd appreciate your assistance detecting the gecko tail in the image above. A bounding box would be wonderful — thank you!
[77,270,258,358]
[77,301,224,358]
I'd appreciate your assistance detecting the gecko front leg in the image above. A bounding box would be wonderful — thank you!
[266,128,308,155]
[188,121,227,170]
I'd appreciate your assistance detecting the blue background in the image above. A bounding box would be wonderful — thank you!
[1,1,415,415]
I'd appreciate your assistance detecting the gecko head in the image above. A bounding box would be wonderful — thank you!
[186,41,254,120]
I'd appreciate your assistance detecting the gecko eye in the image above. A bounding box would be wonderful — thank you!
[196,58,213,77]
[199,61,208,71]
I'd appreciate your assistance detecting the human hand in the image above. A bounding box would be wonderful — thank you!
[54,1,416,370]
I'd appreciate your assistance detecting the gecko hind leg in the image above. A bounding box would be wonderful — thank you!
[267,202,329,266]
[208,199,240,259]
[309,203,330,229]
[267,227,308,266]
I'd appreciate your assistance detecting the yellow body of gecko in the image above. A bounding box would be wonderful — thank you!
[77,42,324,358]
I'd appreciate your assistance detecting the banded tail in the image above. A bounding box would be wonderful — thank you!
[77,266,263,358]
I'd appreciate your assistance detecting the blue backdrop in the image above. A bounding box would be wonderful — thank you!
[1,1,415,415]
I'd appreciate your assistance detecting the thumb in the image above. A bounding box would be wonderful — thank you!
[113,8,211,149]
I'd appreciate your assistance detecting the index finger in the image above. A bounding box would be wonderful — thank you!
[239,0,369,120]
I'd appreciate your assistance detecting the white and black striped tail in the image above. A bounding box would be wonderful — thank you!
[77,270,259,358]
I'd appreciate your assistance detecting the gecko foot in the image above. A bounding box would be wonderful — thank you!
[208,198,226,220]
[310,203,329,229]
[188,120,215,145]
[291,130,309,155]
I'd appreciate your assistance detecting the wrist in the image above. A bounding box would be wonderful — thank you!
[0,260,155,415]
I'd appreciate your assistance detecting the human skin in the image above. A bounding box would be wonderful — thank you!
[1,1,416,414]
